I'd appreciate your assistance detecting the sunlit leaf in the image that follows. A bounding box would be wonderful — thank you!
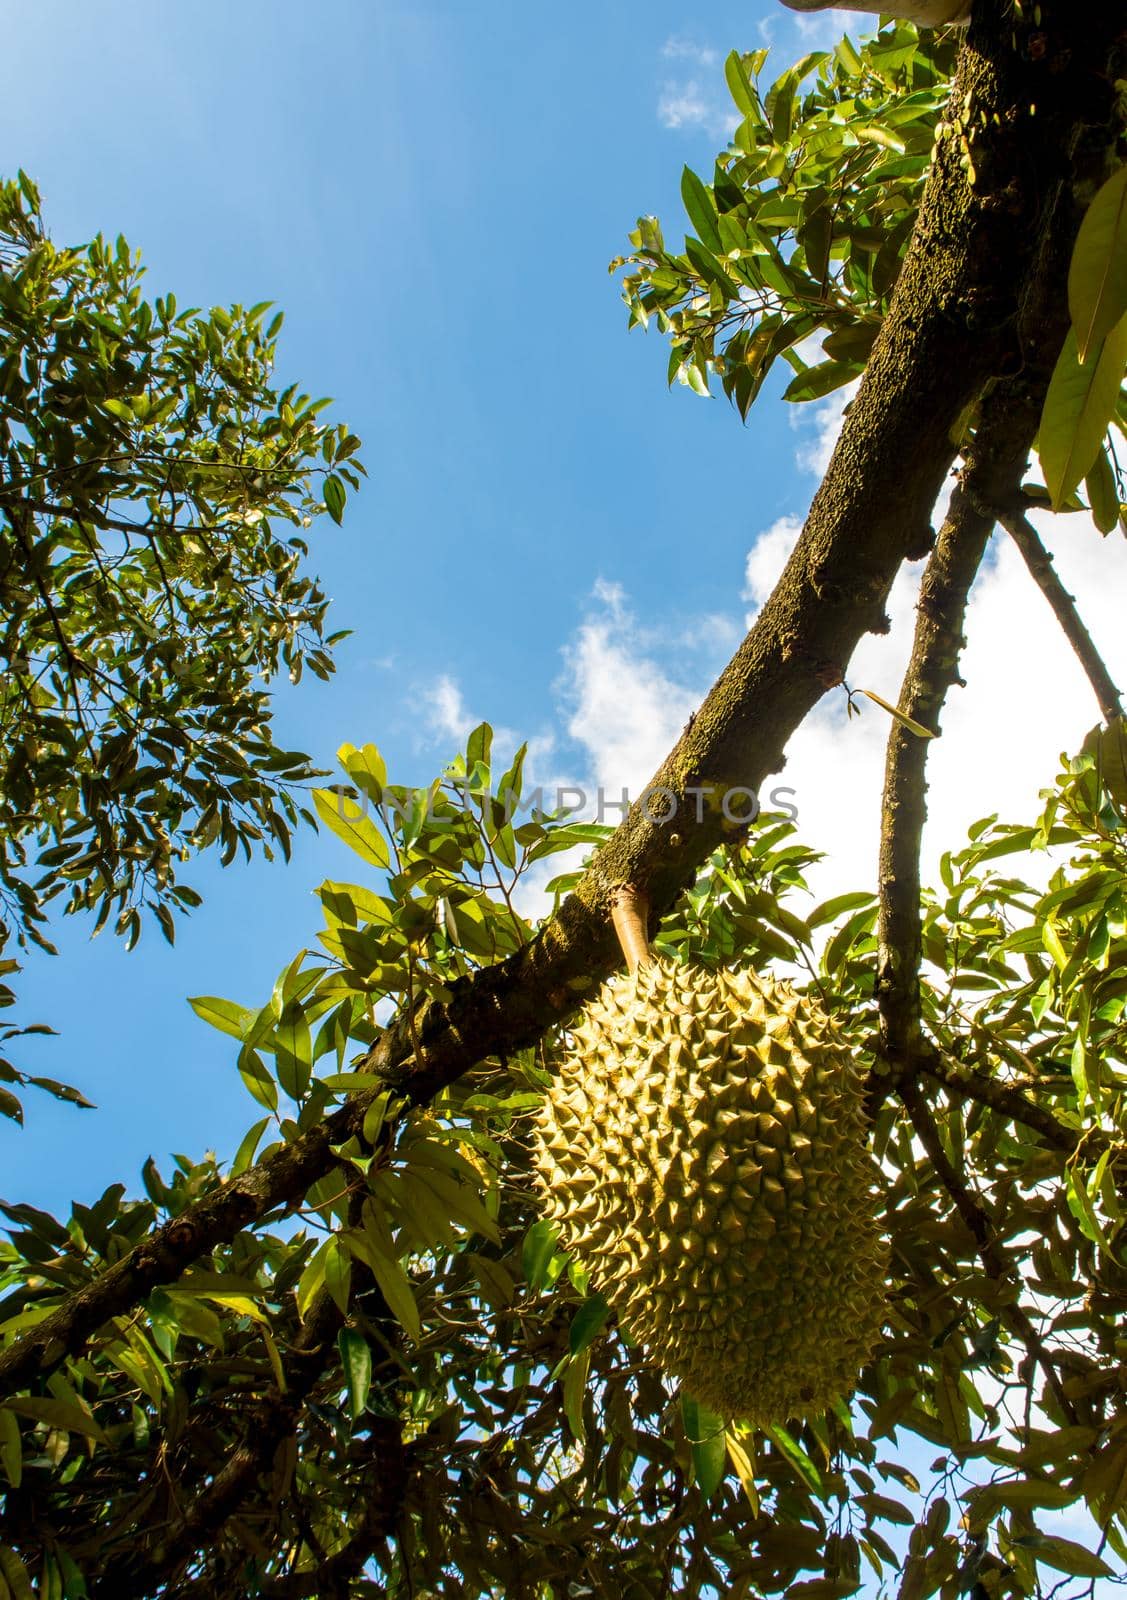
[1039,319,1127,509]
[1069,164,1127,363]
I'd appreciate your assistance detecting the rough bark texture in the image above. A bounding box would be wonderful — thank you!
[873,70,1110,1090]
[0,0,1122,1402]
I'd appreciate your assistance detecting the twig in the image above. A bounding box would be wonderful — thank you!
[918,1047,1111,1157]
[1002,510,1123,724]
[88,1291,345,1600]
[252,1425,406,1600]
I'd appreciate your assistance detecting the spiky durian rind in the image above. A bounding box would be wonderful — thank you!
[532,960,887,1425]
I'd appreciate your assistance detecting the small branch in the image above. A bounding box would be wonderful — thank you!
[90,1292,345,1600]
[1002,510,1123,724]
[873,114,1093,1107]
[919,1047,1103,1157]
[875,485,995,1084]
[253,1425,406,1600]
[899,1078,1077,1424]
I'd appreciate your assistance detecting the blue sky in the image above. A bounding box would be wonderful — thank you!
[0,0,806,1203]
[3,0,1126,1234]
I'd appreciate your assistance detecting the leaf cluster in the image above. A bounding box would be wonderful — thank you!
[614,26,957,415]
[0,728,1124,1599]
[0,175,364,1121]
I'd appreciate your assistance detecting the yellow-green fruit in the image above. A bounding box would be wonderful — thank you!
[532,959,888,1424]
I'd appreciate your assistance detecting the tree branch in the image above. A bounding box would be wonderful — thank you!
[874,485,995,1082]
[1002,508,1123,723]
[252,1425,406,1600]
[871,47,1103,1102]
[919,1047,1091,1155]
[89,1291,346,1600]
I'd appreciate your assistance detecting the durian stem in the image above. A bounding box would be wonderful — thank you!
[611,886,651,974]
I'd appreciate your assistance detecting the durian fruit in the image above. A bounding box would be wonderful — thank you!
[532,953,888,1425]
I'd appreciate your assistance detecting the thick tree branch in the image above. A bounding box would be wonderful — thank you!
[0,0,1119,1401]
[899,1077,1077,1423]
[1002,508,1124,723]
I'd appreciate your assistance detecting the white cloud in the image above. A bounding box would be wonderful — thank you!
[561,581,701,797]
[421,445,1127,935]
[657,81,729,134]
[661,36,719,66]
[417,672,477,746]
[656,34,737,136]
[734,388,1127,908]
[791,10,861,46]
[743,513,804,621]
[791,377,860,479]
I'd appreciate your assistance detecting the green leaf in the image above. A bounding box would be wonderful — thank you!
[188,995,254,1040]
[407,1164,500,1246]
[466,722,492,778]
[355,1232,420,1342]
[682,1394,727,1502]
[808,891,876,931]
[522,1218,561,1291]
[562,1347,590,1441]
[323,472,346,524]
[0,1544,35,1600]
[859,689,937,740]
[783,359,859,403]
[1030,1536,1113,1581]
[312,789,390,869]
[569,1294,611,1355]
[2,1396,107,1445]
[725,1429,759,1514]
[230,1116,270,1176]
[338,1328,372,1422]
[725,51,758,120]
[0,1406,21,1489]
[681,167,722,254]
[237,1043,279,1112]
[274,1000,312,1101]
[1085,443,1120,533]
[765,1422,825,1497]
[295,1240,329,1322]
[1039,319,1127,510]
[323,1237,352,1314]
[1069,164,1127,363]
[338,742,387,803]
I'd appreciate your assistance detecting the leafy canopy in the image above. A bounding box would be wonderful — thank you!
[0,726,1125,1598]
[616,29,1127,525]
[1,13,1126,1600]
[0,174,364,1120]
